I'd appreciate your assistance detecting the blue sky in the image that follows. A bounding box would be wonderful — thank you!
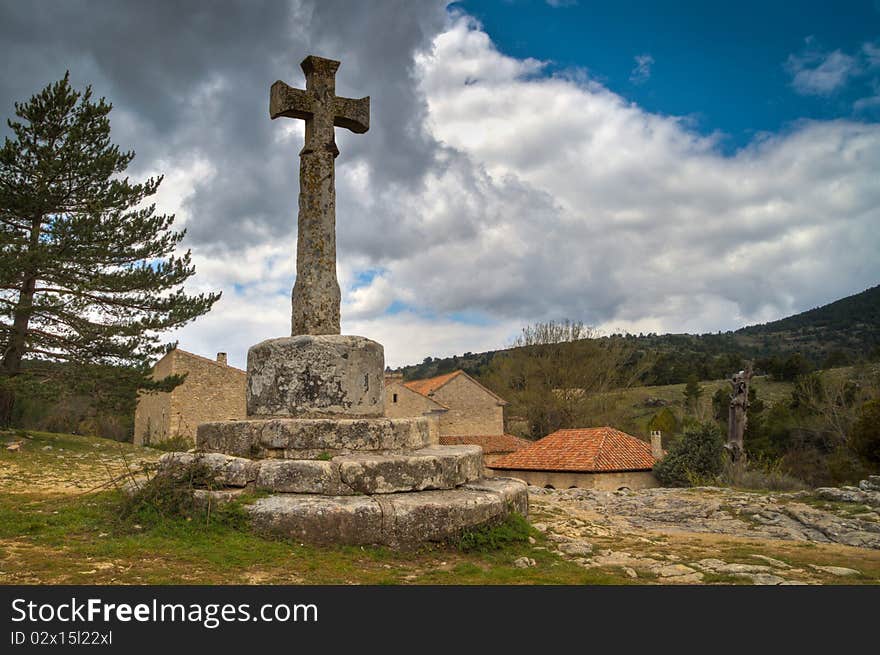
[455,0,880,152]
[3,0,877,368]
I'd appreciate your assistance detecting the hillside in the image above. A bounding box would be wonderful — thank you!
[580,374,795,440]
[735,284,880,361]
[396,284,880,384]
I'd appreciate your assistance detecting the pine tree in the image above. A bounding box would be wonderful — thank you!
[0,73,220,423]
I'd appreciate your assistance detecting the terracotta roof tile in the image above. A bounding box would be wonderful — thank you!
[403,370,508,405]
[403,370,464,396]
[439,434,533,454]
[491,427,656,473]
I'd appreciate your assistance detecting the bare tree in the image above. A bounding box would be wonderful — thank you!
[481,321,654,438]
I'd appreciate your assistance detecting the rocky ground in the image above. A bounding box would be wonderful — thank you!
[527,480,880,584]
[3,430,879,584]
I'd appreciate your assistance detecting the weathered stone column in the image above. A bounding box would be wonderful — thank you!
[270,55,370,336]
[293,57,341,335]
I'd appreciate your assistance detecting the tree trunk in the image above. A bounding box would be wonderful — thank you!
[1,214,41,377]
[0,275,37,376]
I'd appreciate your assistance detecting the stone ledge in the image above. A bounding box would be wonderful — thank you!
[196,416,430,457]
[243,477,528,546]
[335,445,483,494]
[161,445,484,495]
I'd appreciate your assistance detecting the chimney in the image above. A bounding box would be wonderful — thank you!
[216,352,227,366]
[650,430,663,460]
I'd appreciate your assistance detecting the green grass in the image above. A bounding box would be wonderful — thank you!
[3,429,878,586]
[0,432,635,585]
[0,490,633,585]
[582,375,795,438]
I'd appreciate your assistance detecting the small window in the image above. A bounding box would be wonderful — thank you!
[392,393,398,403]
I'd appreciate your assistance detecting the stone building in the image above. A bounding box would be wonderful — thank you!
[133,349,246,446]
[385,370,507,435]
[385,370,530,471]
[490,426,661,490]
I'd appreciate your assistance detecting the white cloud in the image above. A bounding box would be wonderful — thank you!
[787,49,858,95]
[171,13,880,367]
[346,312,521,368]
[783,35,880,97]
[630,54,654,84]
[863,41,880,68]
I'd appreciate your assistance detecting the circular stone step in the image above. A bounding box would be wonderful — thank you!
[196,416,430,458]
[160,445,484,495]
[243,477,528,546]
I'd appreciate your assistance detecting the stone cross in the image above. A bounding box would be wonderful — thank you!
[270,55,370,335]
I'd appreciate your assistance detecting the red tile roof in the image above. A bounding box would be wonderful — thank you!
[403,370,508,404]
[403,370,464,396]
[491,427,657,473]
[440,434,533,454]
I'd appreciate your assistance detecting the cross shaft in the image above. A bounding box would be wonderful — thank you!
[270,55,370,335]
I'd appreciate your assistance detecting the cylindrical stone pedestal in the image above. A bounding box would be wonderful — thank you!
[247,334,384,418]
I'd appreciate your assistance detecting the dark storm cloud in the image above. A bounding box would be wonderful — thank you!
[0,0,448,251]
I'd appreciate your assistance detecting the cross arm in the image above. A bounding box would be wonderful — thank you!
[270,81,313,120]
[333,95,370,133]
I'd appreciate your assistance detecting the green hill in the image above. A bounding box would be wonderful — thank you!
[396,284,880,384]
[735,284,880,362]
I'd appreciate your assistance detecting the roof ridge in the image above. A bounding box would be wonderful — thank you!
[594,427,609,469]
[172,348,246,374]
[403,369,508,405]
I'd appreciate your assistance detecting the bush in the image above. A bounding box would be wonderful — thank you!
[457,512,532,552]
[851,399,880,464]
[653,422,725,487]
[720,457,807,491]
[118,461,248,530]
[119,461,215,524]
[647,407,677,435]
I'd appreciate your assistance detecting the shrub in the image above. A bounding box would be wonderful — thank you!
[851,399,880,464]
[648,407,677,435]
[720,457,807,491]
[653,422,725,487]
[118,460,250,530]
[119,461,216,525]
[457,512,532,552]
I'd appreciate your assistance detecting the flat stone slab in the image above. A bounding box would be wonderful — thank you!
[244,477,528,546]
[196,416,430,458]
[335,446,483,494]
[247,335,384,417]
[160,452,259,487]
[161,445,483,495]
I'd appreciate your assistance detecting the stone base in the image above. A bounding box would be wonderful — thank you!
[247,334,384,417]
[196,416,430,459]
[161,445,483,495]
[196,477,528,547]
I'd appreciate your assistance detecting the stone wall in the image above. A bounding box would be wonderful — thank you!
[133,350,246,446]
[133,353,173,446]
[487,468,658,491]
[432,374,504,437]
[385,382,440,418]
